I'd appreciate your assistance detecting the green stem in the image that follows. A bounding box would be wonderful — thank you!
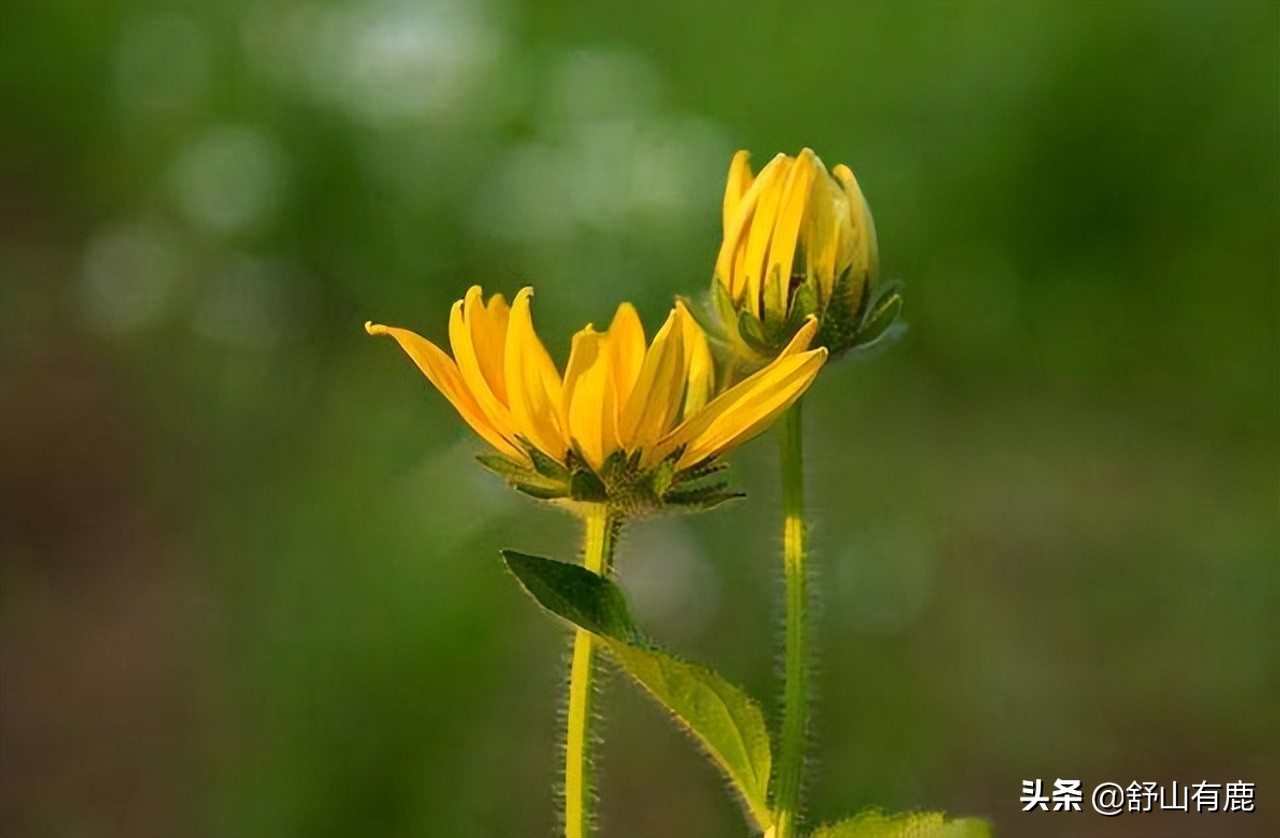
[564,504,619,838]
[774,401,808,838]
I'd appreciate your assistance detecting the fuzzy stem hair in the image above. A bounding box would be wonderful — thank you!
[563,505,620,838]
[773,401,809,838]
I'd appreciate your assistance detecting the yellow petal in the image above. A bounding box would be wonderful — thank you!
[619,308,686,449]
[739,155,793,317]
[486,291,511,323]
[833,163,879,303]
[718,153,785,303]
[714,151,759,297]
[562,324,603,419]
[675,348,826,468]
[677,300,714,418]
[365,321,524,460]
[567,333,620,470]
[805,165,842,307]
[504,288,568,461]
[449,288,518,441]
[482,291,512,399]
[605,302,646,409]
[649,316,820,466]
[763,149,818,317]
[722,150,754,237]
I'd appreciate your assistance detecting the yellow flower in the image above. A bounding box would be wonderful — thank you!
[711,148,900,361]
[366,286,826,513]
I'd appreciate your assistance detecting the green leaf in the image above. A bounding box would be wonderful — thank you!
[502,551,639,640]
[500,550,774,830]
[606,642,773,829]
[810,810,991,838]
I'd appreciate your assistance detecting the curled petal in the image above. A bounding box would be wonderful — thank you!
[619,308,686,449]
[449,287,518,441]
[833,163,879,302]
[606,302,646,410]
[648,316,821,467]
[366,321,523,460]
[566,331,620,470]
[677,300,714,418]
[739,155,792,317]
[504,288,568,461]
[763,149,818,317]
[675,348,826,469]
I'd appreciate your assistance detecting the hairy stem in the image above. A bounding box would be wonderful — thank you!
[774,401,808,838]
[564,504,619,838]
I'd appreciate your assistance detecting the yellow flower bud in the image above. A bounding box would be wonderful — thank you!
[711,148,900,362]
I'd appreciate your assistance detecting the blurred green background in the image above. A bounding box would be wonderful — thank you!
[1,1,1276,837]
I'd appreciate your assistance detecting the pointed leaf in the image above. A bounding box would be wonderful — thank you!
[501,550,774,830]
[607,642,773,830]
[810,810,991,838]
[501,551,638,640]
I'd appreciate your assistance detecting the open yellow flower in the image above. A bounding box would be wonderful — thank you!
[712,148,900,361]
[366,286,827,512]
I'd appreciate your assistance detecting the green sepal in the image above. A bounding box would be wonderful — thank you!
[787,277,820,330]
[663,484,744,511]
[475,453,532,481]
[844,281,906,360]
[810,810,992,838]
[513,483,567,500]
[711,280,740,336]
[569,467,609,503]
[680,293,726,343]
[650,457,676,498]
[673,459,728,483]
[502,551,774,831]
[855,282,902,340]
[815,265,864,352]
[737,309,774,356]
[476,453,568,499]
[599,449,632,484]
[762,265,787,329]
[521,438,570,481]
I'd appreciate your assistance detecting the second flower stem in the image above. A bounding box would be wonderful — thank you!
[774,400,808,838]
[564,504,619,838]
